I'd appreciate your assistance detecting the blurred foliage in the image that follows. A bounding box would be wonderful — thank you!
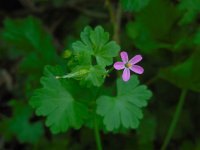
[159,49,200,92]
[178,0,200,25]
[0,100,44,144]
[1,16,61,95]
[120,0,150,12]
[126,0,180,53]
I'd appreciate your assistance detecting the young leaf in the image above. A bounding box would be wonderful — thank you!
[96,75,152,131]
[30,66,89,133]
[70,26,119,87]
[120,0,150,12]
[72,26,120,67]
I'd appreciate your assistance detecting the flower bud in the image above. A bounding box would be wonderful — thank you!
[62,49,72,58]
[55,68,89,79]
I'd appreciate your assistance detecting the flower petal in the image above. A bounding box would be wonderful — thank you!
[129,54,142,65]
[120,51,129,63]
[130,65,144,74]
[114,62,125,70]
[122,68,130,82]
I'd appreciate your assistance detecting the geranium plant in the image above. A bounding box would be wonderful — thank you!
[30,26,152,149]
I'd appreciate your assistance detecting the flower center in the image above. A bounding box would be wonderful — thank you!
[125,63,132,68]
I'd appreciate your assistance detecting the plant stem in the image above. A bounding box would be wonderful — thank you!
[113,3,122,44]
[107,67,114,75]
[94,115,103,150]
[105,0,122,44]
[161,89,188,150]
[105,0,115,25]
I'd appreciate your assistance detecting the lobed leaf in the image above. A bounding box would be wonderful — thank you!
[72,26,120,67]
[30,66,89,133]
[71,26,120,87]
[96,75,152,131]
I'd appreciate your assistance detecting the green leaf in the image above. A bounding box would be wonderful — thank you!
[120,0,150,12]
[159,50,200,92]
[95,41,120,67]
[96,75,152,131]
[178,0,200,25]
[2,100,44,144]
[72,26,120,67]
[90,26,109,49]
[30,66,89,133]
[70,26,119,87]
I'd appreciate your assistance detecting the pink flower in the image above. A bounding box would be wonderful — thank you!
[114,51,144,82]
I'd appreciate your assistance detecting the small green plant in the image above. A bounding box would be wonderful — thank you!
[29,26,152,149]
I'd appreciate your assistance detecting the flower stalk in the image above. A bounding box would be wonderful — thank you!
[94,115,103,150]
